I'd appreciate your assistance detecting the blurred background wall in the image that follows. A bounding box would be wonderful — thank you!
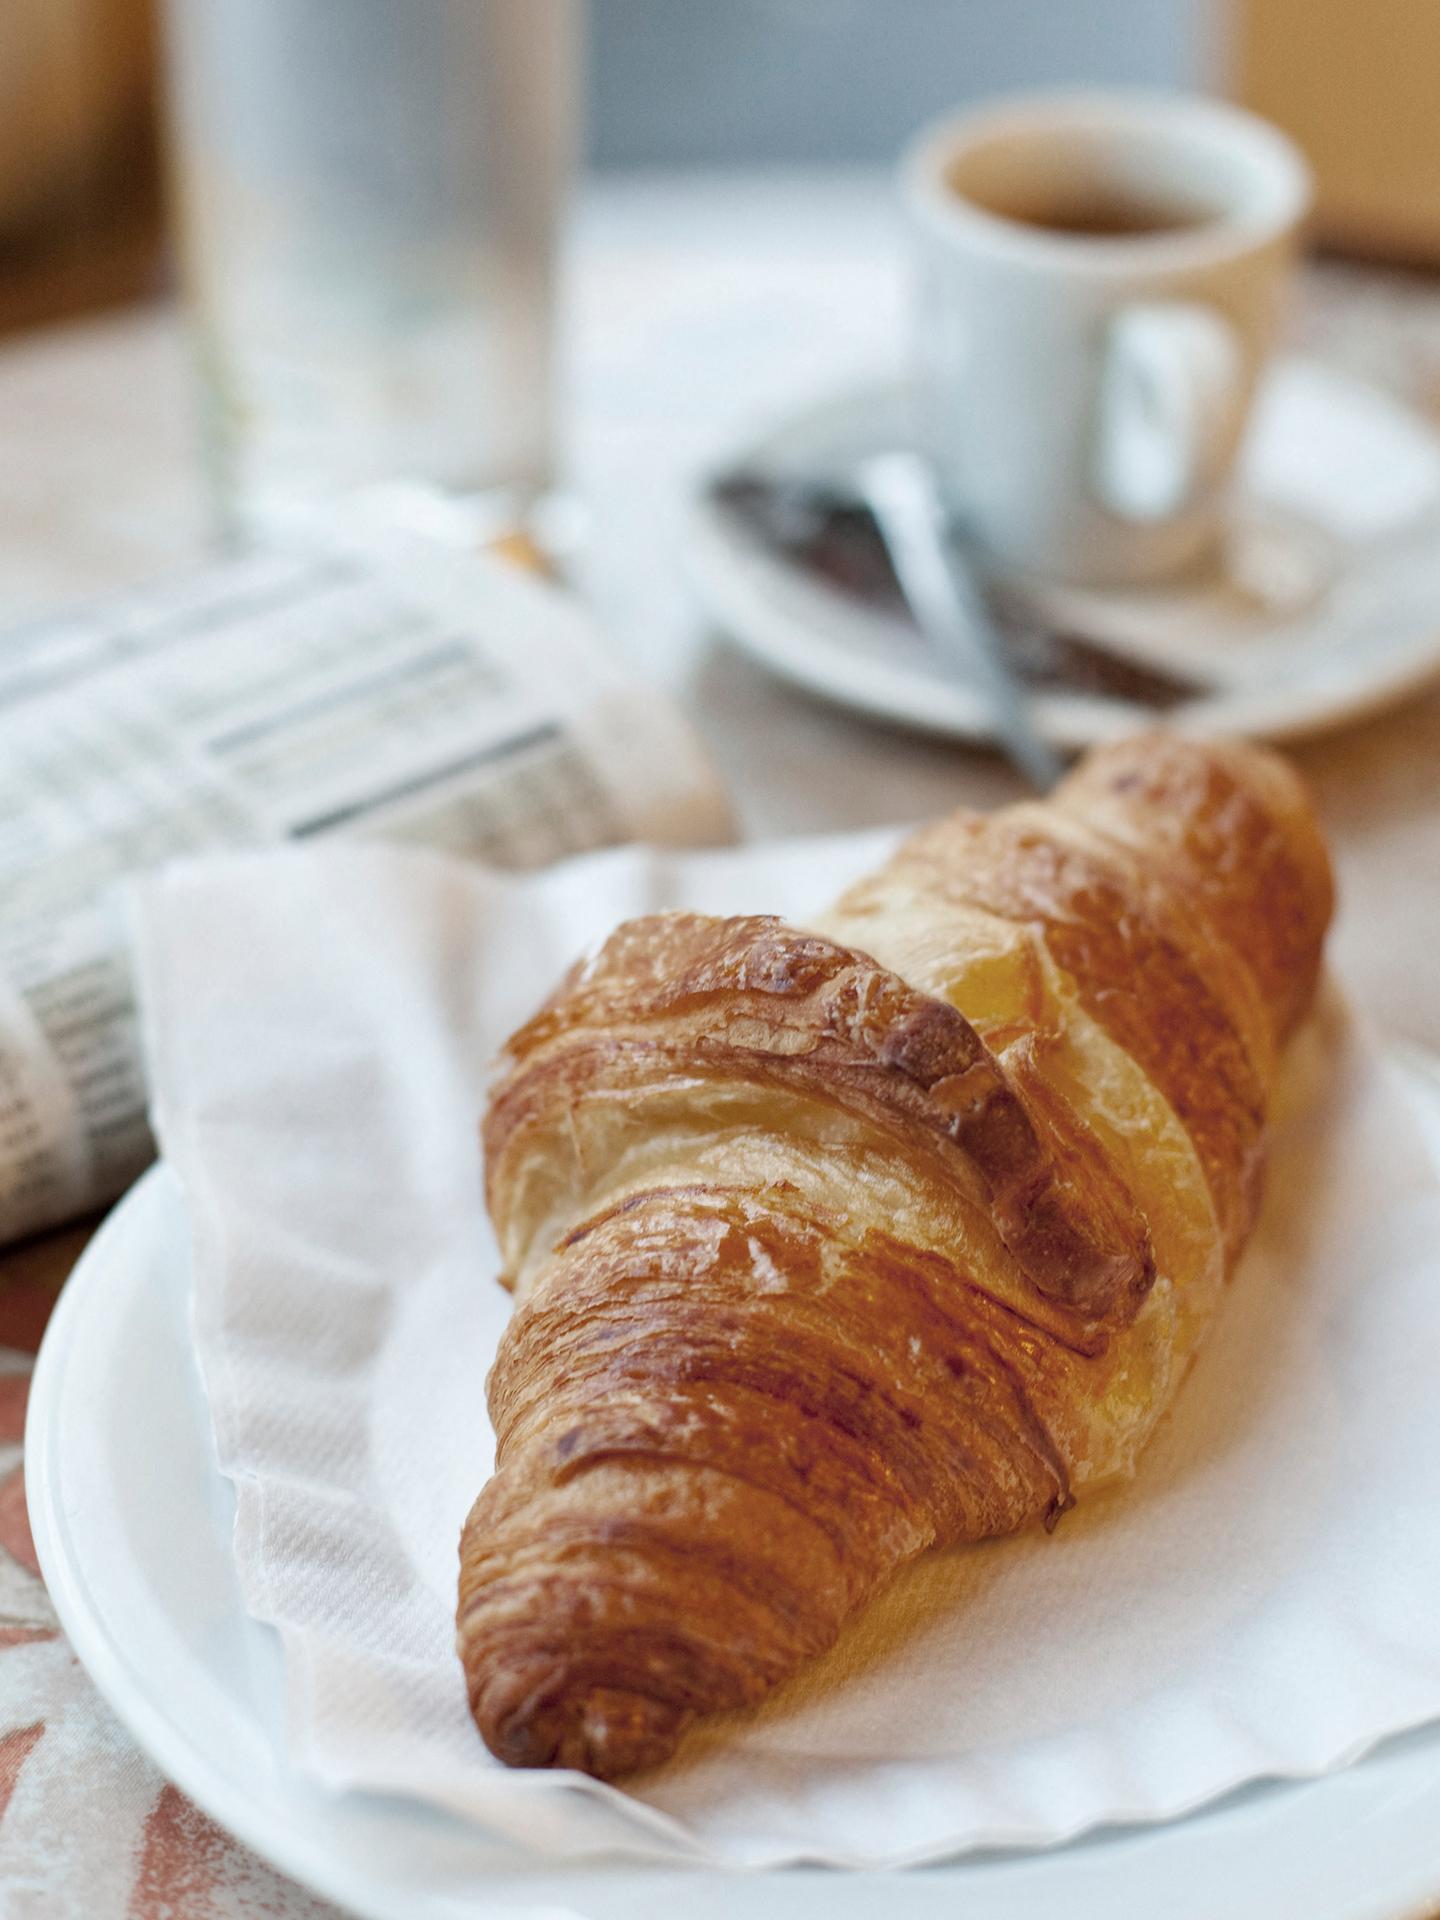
[587,0,1209,167]
[4,0,1440,341]
[0,0,1212,336]
[0,0,160,331]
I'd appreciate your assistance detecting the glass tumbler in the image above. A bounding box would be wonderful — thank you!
[160,0,581,539]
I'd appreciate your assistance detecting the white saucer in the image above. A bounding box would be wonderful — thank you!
[684,358,1440,749]
[24,1053,1440,1916]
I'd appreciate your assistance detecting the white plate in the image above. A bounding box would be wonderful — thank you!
[683,359,1440,749]
[25,1059,1440,1920]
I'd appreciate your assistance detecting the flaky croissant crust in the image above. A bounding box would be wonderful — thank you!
[458,732,1334,1779]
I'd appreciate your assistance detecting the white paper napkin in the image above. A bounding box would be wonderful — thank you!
[132,835,1440,1869]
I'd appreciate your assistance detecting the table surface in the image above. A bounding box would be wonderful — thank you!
[2,168,1440,1917]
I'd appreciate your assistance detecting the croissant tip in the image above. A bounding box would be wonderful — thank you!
[474,1676,692,1780]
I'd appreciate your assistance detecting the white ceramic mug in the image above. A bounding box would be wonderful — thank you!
[902,91,1311,587]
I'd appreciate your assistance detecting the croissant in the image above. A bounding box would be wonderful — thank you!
[457,730,1333,1780]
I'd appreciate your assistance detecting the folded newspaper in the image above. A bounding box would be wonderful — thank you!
[0,524,732,1247]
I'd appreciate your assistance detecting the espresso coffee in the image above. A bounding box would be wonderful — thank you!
[980,192,1211,239]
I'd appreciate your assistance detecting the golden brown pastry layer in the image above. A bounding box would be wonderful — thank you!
[457,731,1334,1779]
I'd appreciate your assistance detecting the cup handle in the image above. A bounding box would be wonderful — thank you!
[1091,302,1245,524]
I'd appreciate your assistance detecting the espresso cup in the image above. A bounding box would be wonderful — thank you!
[902,91,1311,587]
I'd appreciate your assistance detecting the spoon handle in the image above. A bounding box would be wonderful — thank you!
[858,453,1065,791]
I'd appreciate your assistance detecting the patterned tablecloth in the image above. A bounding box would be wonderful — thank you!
[0,1225,339,1916]
[3,172,1440,1917]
